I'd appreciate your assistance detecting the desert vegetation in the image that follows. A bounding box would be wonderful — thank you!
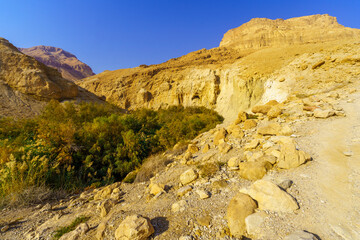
[0,100,223,205]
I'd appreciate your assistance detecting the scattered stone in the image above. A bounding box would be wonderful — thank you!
[187,144,199,154]
[245,212,266,236]
[252,104,272,115]
[284,230,318,240]
[244,180,299,212]
[312,60,325,69]
[197,214,212,226]
[149,183,165,196]
[343,151,353,157]
[202,144,210,153]
[262,141,274,150]
[180,169,198,185]
[314,109,335,118]
[277,137,311,169]
[172,200,187,212]
[196,189,210,199]
[238,161,272,180]
[226,193,257,238]
[278,179,293,190]
[267,105,282,119]
[115,214,154,240]
[227,124,245,138]
[258,122,282,135]
[244,139,260,150]
[228,157,241,168]
[219,142,232,153]
[179,236,193,240]
[257,155,277,165]
[110,188,122,202]
[40,203,52,212]
[234,111,248,124]
[1,225,9,232]
[99,199,114,217]
[96,222,107,240]
[243,119,258,129]
[248,151,264,162]
[183,152,193,161]
[213,128,227,145]
[177,186,193,197]
[59,223,89,240]
[211,179,228,189]
[94,183,121,200]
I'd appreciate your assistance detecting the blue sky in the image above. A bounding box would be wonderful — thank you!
[0,0,359,73]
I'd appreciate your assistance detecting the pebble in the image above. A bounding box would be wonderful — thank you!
[343,151,353,157]
[1,225,9,232]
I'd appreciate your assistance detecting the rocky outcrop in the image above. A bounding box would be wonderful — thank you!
[79,15,360,121]
[0,38,78,101]
[20,45,95,81]
[220,14,360,49]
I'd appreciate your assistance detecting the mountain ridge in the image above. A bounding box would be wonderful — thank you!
[19,45,95,81]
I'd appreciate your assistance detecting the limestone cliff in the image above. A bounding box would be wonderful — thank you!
[79,15,360,120]
[220,14,360,49]
[19,45,95,81]
[0,38,80,117]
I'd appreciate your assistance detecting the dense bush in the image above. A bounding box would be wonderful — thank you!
[0,101,223,200]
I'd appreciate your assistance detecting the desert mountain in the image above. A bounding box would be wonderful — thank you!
[0,38,80,117]
[220,14,360,49]
[79,14,360,121]
[19,45,95,81]
[2,14,360,240]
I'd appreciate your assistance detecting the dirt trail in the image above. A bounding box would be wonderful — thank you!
[313,93,360,239]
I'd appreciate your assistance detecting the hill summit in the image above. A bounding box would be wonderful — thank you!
[19,45,95,81]
[220,14,360,49]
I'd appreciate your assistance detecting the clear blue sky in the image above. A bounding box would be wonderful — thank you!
[0,0,359,73]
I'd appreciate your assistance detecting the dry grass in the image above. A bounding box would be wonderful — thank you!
[134,153,175,183]
[0,185,67,209]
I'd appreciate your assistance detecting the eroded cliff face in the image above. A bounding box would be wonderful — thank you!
[220,14,360,49]
[79,14,360,121]
[19,45,95,81]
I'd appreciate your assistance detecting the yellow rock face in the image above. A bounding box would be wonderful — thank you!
[220,14,360,50]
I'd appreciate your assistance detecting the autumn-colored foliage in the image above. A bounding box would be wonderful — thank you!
[0,101,223,199]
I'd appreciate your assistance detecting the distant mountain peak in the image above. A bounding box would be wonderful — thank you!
[19,45,95,81]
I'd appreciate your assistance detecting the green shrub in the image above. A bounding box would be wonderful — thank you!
[0,101,223,202]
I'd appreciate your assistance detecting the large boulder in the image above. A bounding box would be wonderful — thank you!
[238,161,272,180]
[244,180,299,212]
[115,215,154,240]
[226,193,257,238]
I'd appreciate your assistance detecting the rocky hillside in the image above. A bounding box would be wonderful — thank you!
[20,45,95,81]
[0,38,104,118]
[0,38,80,117]
[79,14,360,121]
[220,14,360,49]
[1,83,359,240]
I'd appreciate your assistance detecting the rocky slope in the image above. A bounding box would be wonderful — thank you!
[20,46,95,81]
[1,82,359,240]
[79,14,360,121]
[0,38,103,118]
